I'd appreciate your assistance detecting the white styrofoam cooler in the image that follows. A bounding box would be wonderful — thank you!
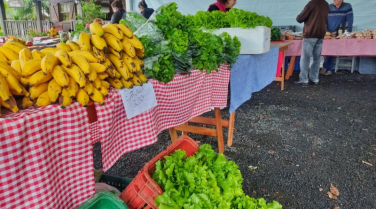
[212,26,271,54]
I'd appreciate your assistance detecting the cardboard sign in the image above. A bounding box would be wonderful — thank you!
[119,82,157,119]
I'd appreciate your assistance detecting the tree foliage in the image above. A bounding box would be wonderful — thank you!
[5,0,49,20]
[75,0,104,30]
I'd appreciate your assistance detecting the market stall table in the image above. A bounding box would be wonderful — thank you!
[272,42,293,90]
[284,39,376,79]
[0,103,95,209]
[91,66,231,171]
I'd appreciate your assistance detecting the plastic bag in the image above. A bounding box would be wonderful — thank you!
[95,183,121,195]
[120,11,147,32]
[134,22,164,44]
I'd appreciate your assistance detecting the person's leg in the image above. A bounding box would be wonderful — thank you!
[309,39,323,83]
[297,38,315,84]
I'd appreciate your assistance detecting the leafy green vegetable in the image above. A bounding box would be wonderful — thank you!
[143,53,175,83]
[120,12,147,32]
[271,28,282,41]
[152,144,282,209]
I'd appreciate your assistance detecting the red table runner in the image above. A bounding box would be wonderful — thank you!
[0,103,95,208]
[94,65,231,171]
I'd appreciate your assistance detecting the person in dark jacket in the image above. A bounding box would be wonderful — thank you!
[138,0,154,19]
[111,0,126,24]
[207,0,237,12]
[295,0,329,86]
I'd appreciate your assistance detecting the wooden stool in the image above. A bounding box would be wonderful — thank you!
[169,108,235,153]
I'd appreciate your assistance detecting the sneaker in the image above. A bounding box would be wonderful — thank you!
[309,80,319,85]
[319,68,327,75]
[294,80,308,86]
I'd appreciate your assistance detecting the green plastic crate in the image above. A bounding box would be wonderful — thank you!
[78,192,128,209]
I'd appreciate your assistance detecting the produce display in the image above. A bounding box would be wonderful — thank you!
[0,23,147,114]
[128,3,241,83]
[152,144,282,209]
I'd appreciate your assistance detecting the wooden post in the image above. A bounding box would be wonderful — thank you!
[35,0,43,33]
[0,0,6,34]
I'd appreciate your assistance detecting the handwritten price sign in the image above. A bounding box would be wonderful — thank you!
[119,82,157,119]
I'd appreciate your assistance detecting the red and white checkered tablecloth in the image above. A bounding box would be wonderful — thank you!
[0,103,95,209]
[94,65,231,171]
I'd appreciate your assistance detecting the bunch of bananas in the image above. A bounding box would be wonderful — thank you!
[0,23,148,114]
[48,27,57,38]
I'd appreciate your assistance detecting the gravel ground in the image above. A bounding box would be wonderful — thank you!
[93,70,376,209]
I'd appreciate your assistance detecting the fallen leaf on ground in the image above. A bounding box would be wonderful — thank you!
[333,207,340,209]
[362,160,373,167]
[319,188,323,192]
[330,184,340,196]
[195,141,201,144]
[267,150,276,155]
[327,191,338,200]
[362,129,369,132]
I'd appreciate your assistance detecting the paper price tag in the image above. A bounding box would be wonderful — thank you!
[119,82,157,119]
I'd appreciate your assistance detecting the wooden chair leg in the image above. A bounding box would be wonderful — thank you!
[181,122,188,135]
[227,111,235,147]
[169,127,178,143]
[285,56,296,80]
[214,108,224,153]
[281,51,285,90]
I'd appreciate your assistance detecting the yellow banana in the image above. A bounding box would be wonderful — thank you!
[92,46,105,63]
[114,69,122,79]
[91,35,107,50]
[35,91,51,107]
[55,49,72,69]
[133,58,142,74]
[138,73,148,83]
[78,32,92,51]
[120,77,133,89]
[135,48,144,58]
[0,96,18,113]
[0,47,19,61]
[103,33,123,52]
[97,72,109,80]
[87,67,97,83]
[127,35,144,52]
[29,71,53,87]
[90,87,104,105]
[107,47,122,59]
[108,54,130,80]
[0,62,21,81]
[107,77,123,89]
[22,96,34,109]
[59,89,73,108]
[31,49,46,59]
[22,59,42,77]
[62,64,86,88]
[0,74,11,102]
[51,65,69,88]
[93,78,102,90]
[41,54,59,75]
[0,51,8,62]
[56,43,72,52]
[131,75,142,86]
[103,24,123,40]
[105,66,117,78]
[133,56,144,66]
[99,86,108,97]
[29,82,49,100]
[19,48,33,68]
[90,63,107,73]
[66,40,81,51]
[68,51,99,63]
[100,80,110,89]
[116,24,133,38]
[3,41,25,54]
[122,53,137,73]
[84,79,94,96]
[0,65,24,94]
[66,77,79,98]
[48,79,62,103]
[20,75,31,86]
[76,88,90,107]
[9,84,28,96]
[121,38,136,58]
[40,47,60,55]
[90,22,104,37]
[71,55,91,75]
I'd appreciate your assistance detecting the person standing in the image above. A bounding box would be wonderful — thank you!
[207,0,237,12]
[295,0,329,86]
[111,0,126,24]
[320,0,354,76]
[138,0,154,19]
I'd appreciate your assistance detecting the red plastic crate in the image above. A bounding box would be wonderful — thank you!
[120,136,199,209]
